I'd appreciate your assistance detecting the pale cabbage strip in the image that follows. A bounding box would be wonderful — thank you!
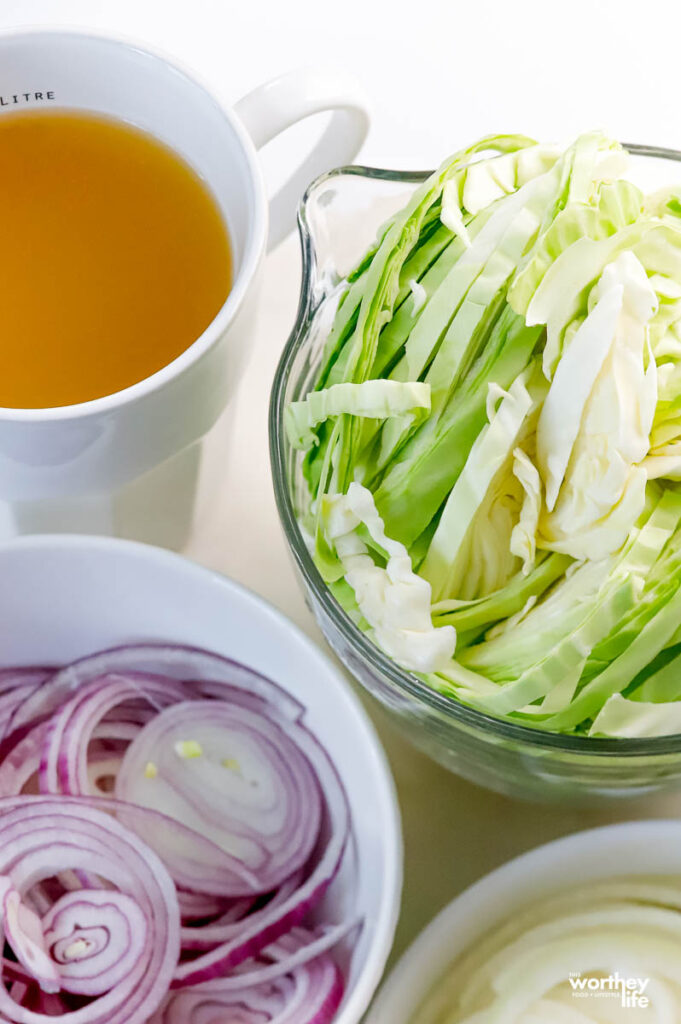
[443,470,527,605]
[440,180,471,247]
[645,447,681,480]
[525,225,648,380]
[458,558,617,682]
[413,878,681,1023]
[322,483,456,673]
[508,177,644,324]
[378,139,594,436]
[544,585,681,733]
[331,134,537,491]
[456,490,681,713]
[590,693,681,737]
[635,649,681,702]
[408,278,428,313]
[431,553,572,633]
[285,379,431,449]
[420,159,579,410]
[292,130,681,736]
[535,252,658,560]
[421,365,540,600]
[375,161,566,471]
[465,576,637,716]
[510,448,542,573]
[536,281,623,510]
[461,144,560,215]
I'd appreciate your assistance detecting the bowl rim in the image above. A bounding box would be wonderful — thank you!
[269,142,681,758]
[0,532,403,1024]
[366,819,681,1023]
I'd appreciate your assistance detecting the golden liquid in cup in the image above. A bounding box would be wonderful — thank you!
[0,110,232,408]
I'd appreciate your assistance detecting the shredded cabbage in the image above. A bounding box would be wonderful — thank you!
[510,448,542,573]
[413,877,681,1022]
[291,131,681,735]
[322,483,456,672]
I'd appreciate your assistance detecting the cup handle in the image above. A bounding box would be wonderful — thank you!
[234,70,370,251]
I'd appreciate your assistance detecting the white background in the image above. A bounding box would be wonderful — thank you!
[6,0,681,168]
[7,0,681,974]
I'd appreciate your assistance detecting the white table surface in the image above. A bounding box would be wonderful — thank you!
[7,0,681,973]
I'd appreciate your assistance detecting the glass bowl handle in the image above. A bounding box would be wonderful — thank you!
[234,69,370,251]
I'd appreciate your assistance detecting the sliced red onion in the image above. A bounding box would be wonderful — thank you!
[153,981,290,1024]
[0,796,180,1023]
[153,948,344,1024]
[181,924,357,995]
[180,875,302,951]
[0,673,50,741]
[43,889,148,997]
[0,669,55,759]
[266,935,345,1024]
[8,982,29,1007]
[40,675,190,796]
[14,646,302,734]
[0,665,54,681]
[72,796,272,897]
[31,991,67,1016]
[0,645,355,1021]
[0,718,149,799]
[0,877,61,994]
[170,721,349,986]
[116,701,323,897]
[0,722,48,797]
[176,889,248,923]
[0,669,55,702]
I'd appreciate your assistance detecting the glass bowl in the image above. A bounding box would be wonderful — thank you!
[270,145,681,803]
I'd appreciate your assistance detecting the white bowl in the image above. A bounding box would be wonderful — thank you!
[0,533,402,1023]
[368,820,681,1023]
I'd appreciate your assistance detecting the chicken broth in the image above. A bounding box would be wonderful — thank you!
[0,110,232,407]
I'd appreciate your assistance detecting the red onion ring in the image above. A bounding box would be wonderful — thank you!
[0,722,48,797]
[13,646,302,735]
[176,890,246,924]
[153,940,344,1024]
[0,670,56,759]
[0,646,354,1020]
[41,675,189,795]
[0,669,55,703]
[170,721,349,986]
[0,877,61,995]
[115,701,323,897]
[179,924,357,995]
[0,796,180,1023]
[179,875,302,951]
[43,889,148,997]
